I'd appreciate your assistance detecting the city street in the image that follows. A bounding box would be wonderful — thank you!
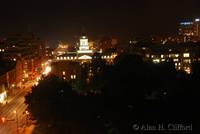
[0,81,34,134]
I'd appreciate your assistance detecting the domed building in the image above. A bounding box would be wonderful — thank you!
[56,35,117,63]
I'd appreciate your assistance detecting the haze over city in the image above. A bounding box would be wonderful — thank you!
[0,0,200,44]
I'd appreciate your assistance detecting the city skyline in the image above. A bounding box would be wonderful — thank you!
[0,0,200,45]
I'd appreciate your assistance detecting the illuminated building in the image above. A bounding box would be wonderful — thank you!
[0,33,46,84]
[178,18,200,42]
[52,35,117,81]
[55,35,117,62]
[77,36,93,54]
[53,42,69,56]
[0,60,16,103]
[0,84,7,104]
[51,61,80,81]
[128,41,200,74]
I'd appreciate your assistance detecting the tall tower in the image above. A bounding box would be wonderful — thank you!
[77,36,93,53]
[79,36,89,51]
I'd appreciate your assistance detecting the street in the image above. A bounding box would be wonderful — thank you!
[0,81,34,134]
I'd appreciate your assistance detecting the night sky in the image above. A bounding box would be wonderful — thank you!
[0,0,200,45]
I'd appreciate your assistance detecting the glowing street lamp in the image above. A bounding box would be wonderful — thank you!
[25,110,29,126]
[1,117,6,123]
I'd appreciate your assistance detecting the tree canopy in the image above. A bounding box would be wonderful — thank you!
[25,54,198,134]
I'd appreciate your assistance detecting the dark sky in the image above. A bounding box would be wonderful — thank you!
[0,0,200,45]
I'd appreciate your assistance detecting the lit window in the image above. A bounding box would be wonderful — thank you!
[175,54,179,57]
[64,57,66,60]
[183,53,190,58]
[70,74,76,79]
[63,71,65,75]
[61,57,63,60]
[184,68,191,74]
[153,59,160,63]
[161,55,164,58]
[183,59,191,63]
[57,57,59,60]
[173,59,179,62]
[142,47,146,50]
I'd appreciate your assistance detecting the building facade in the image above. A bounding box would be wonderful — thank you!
[178,18,200,42]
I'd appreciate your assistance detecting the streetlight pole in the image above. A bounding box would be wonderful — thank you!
[25,110,29,126]
[13,110,19,134]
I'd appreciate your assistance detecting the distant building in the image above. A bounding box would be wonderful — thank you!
[98,36,118,51]
[52,35,117,81]
[178,18,200,42]
[0,33,46,86]
[128,42,200,74]
[55,35,117,63]
[51,61,80,81]
[77,36,93,54]
[45,46,54,59]
[53,42,70,56]
[0,60,16,103]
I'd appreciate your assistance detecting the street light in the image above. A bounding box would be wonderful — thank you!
[13,110,19,134]
[1,117,6,123]
[25,110,29,126]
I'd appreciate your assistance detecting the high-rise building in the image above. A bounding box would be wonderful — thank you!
[178,18,200,38]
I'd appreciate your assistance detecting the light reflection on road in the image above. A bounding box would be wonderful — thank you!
[0,81,34,134]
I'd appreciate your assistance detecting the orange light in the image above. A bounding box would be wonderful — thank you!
[13,110,17,114]
[1,117,6,123]
[25,110,29,115]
